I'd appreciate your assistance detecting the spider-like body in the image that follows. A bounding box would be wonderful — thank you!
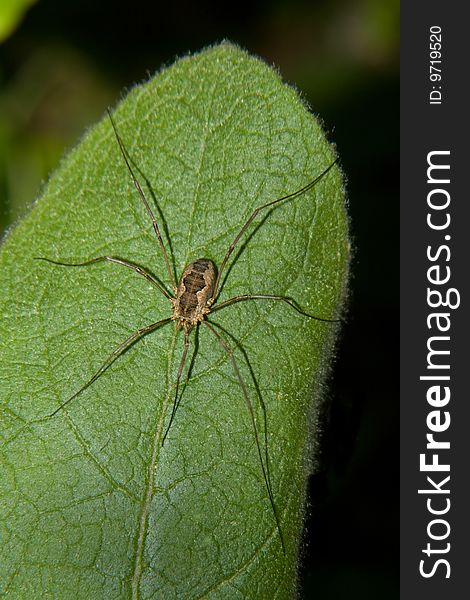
[172,258,216,330]
[37,109,339,552]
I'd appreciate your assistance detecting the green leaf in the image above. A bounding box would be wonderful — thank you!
[0,43,349,598]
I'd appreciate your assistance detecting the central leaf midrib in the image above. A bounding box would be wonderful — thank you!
[183,82,215,271]
[131,327,179,599]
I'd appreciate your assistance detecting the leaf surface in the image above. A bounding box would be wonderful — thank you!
[0,44,349,599]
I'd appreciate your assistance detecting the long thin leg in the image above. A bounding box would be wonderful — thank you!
[212,294,340,323]
[202,320,285,553]
[107,109,177,289]
[213,159,338,299]
[161,328,190,445]
[35,256,172,300]
[208,320,274,544]
[49,317,172,417]
[173,324,200,419]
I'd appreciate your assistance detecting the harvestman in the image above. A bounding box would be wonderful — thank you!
[37,110,339,551]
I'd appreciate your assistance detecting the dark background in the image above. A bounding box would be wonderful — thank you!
[0,1,399,597]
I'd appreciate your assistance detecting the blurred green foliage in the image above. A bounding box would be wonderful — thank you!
[0,46,115,234]
[0,0,37,43]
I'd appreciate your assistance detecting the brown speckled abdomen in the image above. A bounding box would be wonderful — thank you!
[172,258,216,329]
